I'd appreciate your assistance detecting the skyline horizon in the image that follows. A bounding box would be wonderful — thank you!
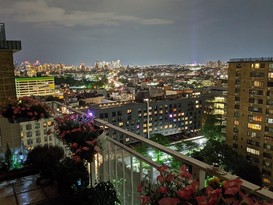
[2,0,273,66]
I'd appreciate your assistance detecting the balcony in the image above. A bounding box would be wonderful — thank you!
[51,102,273,204]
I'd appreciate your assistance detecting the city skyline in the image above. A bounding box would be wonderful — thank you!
[1,0,273,66]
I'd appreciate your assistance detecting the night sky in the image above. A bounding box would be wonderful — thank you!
[1,0,273,66]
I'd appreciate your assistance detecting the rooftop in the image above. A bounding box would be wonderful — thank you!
[229,57,273,63]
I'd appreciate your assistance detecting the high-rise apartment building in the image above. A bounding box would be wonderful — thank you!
[86,95,205,143]
[0,23,22,152]
[226,57,273,188]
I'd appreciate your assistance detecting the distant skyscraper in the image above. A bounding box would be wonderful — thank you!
[0,23,22,152]
[226,57,273,188]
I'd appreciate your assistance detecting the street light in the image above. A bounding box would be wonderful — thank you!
[144,98,150,139]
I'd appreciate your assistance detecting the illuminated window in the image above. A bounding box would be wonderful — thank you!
[164,125,168,129]
[125,138,130,142]
[268,73,273,78]
[246,147,260,155]
[262,178,271,184]
[127,109,132,114]
[267,118,273,124]
[266,109,273,114]
[234,120,239,125]
[253,81,263,87]
[215,103,224,109]
[248,115,262,122]
[251,63,260,68]
[248,123,261,130]
[118,122,123,126]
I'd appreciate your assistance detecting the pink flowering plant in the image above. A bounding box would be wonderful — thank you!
[1,96,51,123]
[55,114,103,163]
[138,164,273,205]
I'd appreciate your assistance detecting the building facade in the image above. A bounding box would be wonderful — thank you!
[15,77,55,98]
[87,95,205,143]
[19,117,61,150]
[0,23,22,152]
[226,57,273,188]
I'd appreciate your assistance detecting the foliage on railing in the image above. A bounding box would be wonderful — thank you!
[138,165,272,205]
[55,114,103,163]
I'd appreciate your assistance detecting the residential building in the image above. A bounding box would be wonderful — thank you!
[85,95,205,143]
[226,57,273,188]
[0,23,21,152]
[15,77,55,98]
[19,117,61,150]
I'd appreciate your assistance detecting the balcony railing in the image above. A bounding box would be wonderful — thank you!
[51,102,273,204]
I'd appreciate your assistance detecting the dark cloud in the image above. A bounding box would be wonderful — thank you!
[1,0,273,65]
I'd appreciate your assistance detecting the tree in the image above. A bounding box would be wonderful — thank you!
[191,140,262,186]
[201,114,223,141]
[135,133,170,164]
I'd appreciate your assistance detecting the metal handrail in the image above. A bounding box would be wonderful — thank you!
[51,101,273,201]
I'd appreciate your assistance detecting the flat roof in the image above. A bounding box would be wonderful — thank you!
[15,77,54,82]
[229,57,273,63]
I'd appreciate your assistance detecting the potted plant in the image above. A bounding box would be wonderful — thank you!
[26,145,64,184]
[56,157,120,205]
[1,96,51,123]
[138,164,273,205]
[55,113,103,163]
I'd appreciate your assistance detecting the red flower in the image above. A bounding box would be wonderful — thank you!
[85,139,97,145]
[157,186,168,194]
[166,173,175,182]
[196,196,210,205]
[176,184,195,200]
[137,184,143,192]
[223,178,242,195]
[72,143,78,149]
[140,195,150,205]
[71,155,81,163]
[158,197,180,205]
[157,165,168,173]
[82,146,89,151]
[180,165,192,178]
[157,175,165,184]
